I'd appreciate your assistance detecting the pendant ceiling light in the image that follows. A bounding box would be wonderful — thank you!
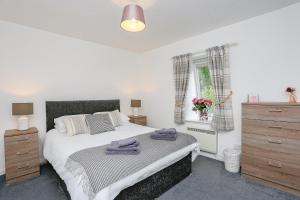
[121,4,145,32]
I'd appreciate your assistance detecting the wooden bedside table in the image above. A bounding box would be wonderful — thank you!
[128,115,147,126]
[4,127,40,184]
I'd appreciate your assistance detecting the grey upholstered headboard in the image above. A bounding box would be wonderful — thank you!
[46,99,120,131]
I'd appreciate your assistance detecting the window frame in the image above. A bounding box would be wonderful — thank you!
[192,55,209,98]
[191,54,215,122]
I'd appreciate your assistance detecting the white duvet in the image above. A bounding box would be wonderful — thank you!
[43,123,200,200]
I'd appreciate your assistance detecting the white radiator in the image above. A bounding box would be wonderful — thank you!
[186,126,217,154]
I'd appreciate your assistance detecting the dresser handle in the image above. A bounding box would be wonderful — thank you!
[268,109,283,112]
[17,163,30,169]
[16,151,29,156]
[268,126,283,129]
[267,139,283,144]
[268,161,282,168]
[15,137,30,142]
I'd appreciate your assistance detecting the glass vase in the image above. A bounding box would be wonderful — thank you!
[198,110,208,121]
[289,92,297,104]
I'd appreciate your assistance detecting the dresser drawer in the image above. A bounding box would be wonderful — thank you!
[242,133,300,165]
[6,160,39,180]
[242,119,300,139]
[242,105,300,122]
[242,154,300,190]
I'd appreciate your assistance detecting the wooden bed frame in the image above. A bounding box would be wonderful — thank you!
[46,100,192,200]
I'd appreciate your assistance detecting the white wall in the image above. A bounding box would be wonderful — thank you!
[137,3,300,160]
[0,20,141,175]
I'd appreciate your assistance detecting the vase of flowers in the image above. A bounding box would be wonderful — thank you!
[192,97,213,121]
[286,87,297,104]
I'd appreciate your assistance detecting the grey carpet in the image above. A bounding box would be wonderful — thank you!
[0,156,299,200]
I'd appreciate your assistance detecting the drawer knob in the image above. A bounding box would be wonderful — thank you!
[15,137,30,142]
[268,109,283,112]
[268,126,282,129]
[16,151,29,155]
[17,163,30,169]
[268,161,282,168]
[267,138,283,144]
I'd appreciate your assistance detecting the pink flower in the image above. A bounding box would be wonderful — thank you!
[204,99,212,105]
[192,97,213,108]
[286,87,296,93]
[198,99,204,103]
[192,98,198,104]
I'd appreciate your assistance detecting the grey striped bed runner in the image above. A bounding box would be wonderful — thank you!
[64,132,196,199]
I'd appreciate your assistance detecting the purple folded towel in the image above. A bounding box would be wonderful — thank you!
[110,138,139,148]
[111,142,139,148]
[150,134,177,141]
[154,128,176,135]
[150,133,177,141]
[150,128,177,141]
[106,146,139,151]
[106,137,140,155]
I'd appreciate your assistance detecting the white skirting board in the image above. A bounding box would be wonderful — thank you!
[0,168,5,176]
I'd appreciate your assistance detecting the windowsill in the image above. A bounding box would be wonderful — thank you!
[185,117,212,124]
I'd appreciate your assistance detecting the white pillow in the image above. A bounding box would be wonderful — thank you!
[54,114,87,134]
[54,117,67,133]
[119,112,130,124]
[94,110,122,127]
[63,115,89,136]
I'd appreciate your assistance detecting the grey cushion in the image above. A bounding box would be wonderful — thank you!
[86,114,115,135]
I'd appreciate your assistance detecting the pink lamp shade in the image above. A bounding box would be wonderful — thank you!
[121,4,145,32]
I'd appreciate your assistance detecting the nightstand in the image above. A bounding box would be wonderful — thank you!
[128,115,147,126]
[4,127,40,184]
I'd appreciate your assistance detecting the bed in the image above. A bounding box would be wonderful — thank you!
[43,100,200,200]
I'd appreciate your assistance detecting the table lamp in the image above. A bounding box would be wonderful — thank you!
[131,99,141,116]
[12,103,33,130]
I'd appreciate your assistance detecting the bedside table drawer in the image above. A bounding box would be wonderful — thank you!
[6,150,39,166]
[5,134,37,145]
[129,115,147,126]
[134,119,147,126]
[6,160,39,180]
[5,142,38,155]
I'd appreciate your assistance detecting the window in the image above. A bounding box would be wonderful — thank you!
[194,64,217,107]
[184,55,216,122]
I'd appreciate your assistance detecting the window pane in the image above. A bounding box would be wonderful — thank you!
[197,66,217,107]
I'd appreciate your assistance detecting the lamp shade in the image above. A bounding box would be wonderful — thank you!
[131,99,141,108]
[121,4,145,32]
[12,103,33,115]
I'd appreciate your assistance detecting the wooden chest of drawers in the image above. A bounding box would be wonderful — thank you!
[128,115,147,126]
[241,103,300,196]
[4,127,40,184]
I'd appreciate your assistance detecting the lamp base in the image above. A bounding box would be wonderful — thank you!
[132,108,139,116]
[17,116,29,130]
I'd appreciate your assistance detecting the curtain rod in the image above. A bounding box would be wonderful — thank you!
[192,42,238,56]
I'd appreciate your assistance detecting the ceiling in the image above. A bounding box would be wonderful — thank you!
[0,0,299,52]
